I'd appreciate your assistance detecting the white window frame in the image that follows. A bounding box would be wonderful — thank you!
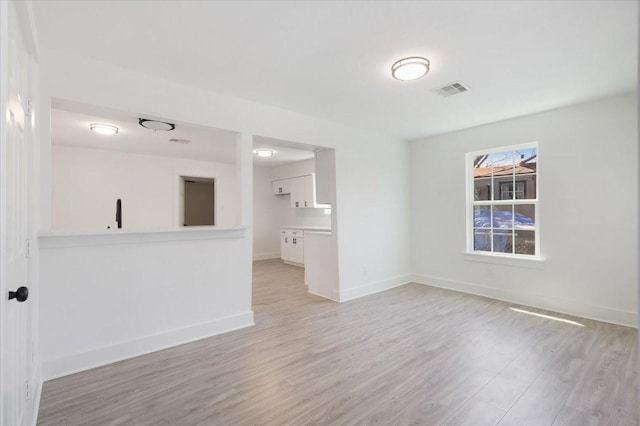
[465,142,540,259]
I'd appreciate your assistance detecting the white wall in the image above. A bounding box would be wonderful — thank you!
[39,229,252,379]
[333,141,411,299]
[253,166,281,260]
[410,93,638,327]
[38,48,411,376]
[270,158,316,180]
[277,199,332,228]
[52,145,239,231]
[39,50,411,293]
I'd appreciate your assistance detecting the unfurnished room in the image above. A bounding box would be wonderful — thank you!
[0,1,638,425]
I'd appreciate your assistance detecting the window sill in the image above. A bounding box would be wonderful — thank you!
[463,252,545,270]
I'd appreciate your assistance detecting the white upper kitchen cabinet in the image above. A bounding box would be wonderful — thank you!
[289,176,305,208]
[273,174,328,209]
[272,178,292,195]
[300,175,316,209]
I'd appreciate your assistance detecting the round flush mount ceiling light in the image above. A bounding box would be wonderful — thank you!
[89,123,119,135]
[138,118,175,131]
[391,57,430,81]
[253,149,275,158]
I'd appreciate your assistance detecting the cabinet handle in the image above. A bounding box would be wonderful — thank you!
[305,201,307,207]
[295,201,299,207]
[279,187,282,193]
[285,237,288,243]
[293,238,296,244]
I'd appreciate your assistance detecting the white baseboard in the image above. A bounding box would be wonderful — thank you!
[253,252,280,261]
[411,274,637,328]
[337,274,412,302]
[308,289,339,302]
[42,311,255,381]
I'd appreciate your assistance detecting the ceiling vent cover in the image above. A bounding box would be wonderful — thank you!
[169,138,191,144]
[434,81,470,97]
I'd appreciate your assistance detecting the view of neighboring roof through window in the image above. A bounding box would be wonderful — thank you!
[467,143,539,257]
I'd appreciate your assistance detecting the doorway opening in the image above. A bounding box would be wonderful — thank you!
[182,176,215,226]
[251,135,338,304]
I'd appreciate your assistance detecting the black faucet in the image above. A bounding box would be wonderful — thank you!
[116,199,122,229]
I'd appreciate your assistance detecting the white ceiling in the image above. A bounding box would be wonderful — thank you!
[51,101,319,168]
[253,136,318,168]
[51,105,239,164]
[34,1,638,140]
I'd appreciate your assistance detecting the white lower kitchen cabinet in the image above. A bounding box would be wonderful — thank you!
[290,235,304,264]
[280,226,331,268]
[280,229,304,266]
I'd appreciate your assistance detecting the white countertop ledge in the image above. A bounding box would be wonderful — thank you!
[38,226,247,249]
[280,226,331,231]
[304,231,332,236]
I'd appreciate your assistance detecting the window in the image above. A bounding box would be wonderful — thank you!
[499,181,526,200]
[467,143,538,257]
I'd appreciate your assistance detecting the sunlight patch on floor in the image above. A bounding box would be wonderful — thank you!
[509,307,584,327]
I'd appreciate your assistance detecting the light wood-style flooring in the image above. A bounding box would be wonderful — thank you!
[38,259,638,425]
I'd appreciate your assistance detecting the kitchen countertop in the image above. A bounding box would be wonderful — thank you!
[281,225,331,232]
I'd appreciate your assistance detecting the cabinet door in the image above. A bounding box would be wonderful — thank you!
[272,179,291,195]
[290,176,305,208]
[280,235,289,261]
[292,237,304,264]
[302,175,315,208]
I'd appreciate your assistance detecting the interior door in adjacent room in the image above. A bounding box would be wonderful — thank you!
[1,2,37,424]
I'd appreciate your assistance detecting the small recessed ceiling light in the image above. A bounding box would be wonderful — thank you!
[89,123,119,135]
[139,118,175,131]
[391,57,430,81]
[254,149,275,158]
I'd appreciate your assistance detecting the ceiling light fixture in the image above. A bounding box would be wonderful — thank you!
[254,149,275,158]
[391,57,430,81]
[89,123,119,135]
[139,118,175,131]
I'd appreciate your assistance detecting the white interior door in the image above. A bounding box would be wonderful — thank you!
[1,2,36,424]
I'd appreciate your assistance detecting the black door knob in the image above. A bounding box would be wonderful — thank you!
[8,286,28,302]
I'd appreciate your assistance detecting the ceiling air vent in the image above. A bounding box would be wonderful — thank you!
[434,81,470,97]
[169,138,191,144]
